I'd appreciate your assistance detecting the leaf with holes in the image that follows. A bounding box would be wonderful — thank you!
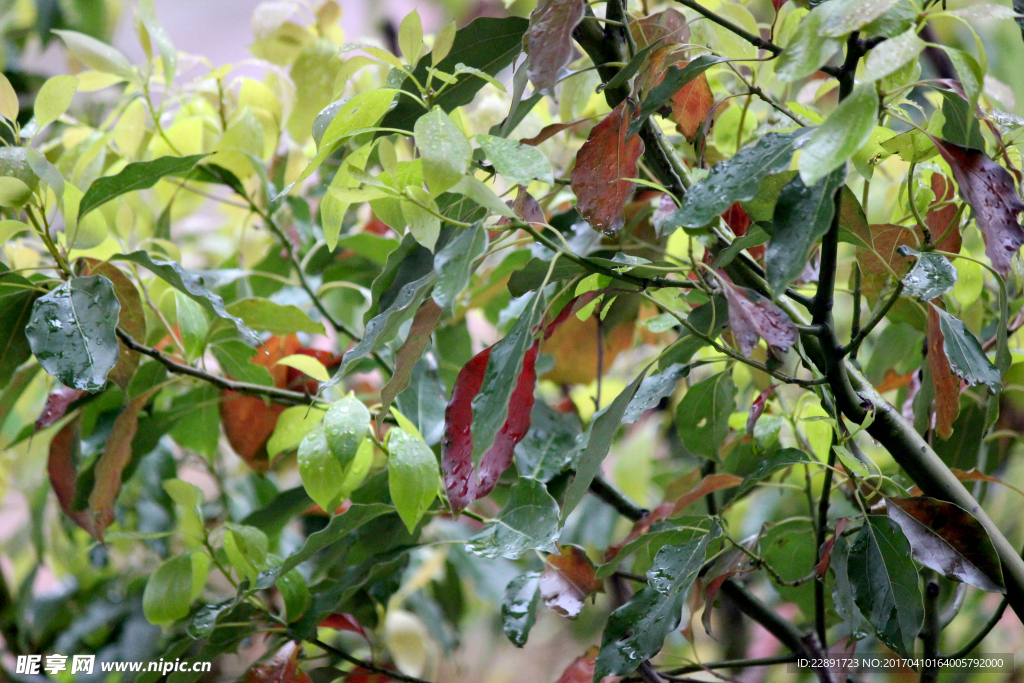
[570,102,645,234]
[886,497,1003,593]
[539,545,603,618]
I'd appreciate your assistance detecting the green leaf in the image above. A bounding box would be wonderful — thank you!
[848,515,923,657]
[776,9,845,82]
[832,533,870,638]
[113,251,258,344]
[0,72,16,121]
[628,56,726,136]
[676,371,736,460]
[561,365,652,522]
[403,188,442,250]
[268,405,327,458]
[226,298,325,336]
[211,341,274,386]
[298,427,373,512]
[324,396,371,468]
[380,16,528,133]
[729,447,812,500]
[899,247,957,301]
[450,176,516,218]
[941,46,984,106]
[415,107,472,196]
[398,9,425,65]
[79,154,208,218]
[164,479,205,546]
[387,427,440,533]
[766,167,847,296]
[0,271,39,387]
[594,587,686,680]
[880,129,938,162]
[934,306,1001,390]
[54,30,134,78]
[834,444,870,477]
[433,224,488,310]
[799,85,878,185]
[863,28,925,82]
[666,132,802,230]
[26,275,120,392]
[33,75,78,130]
[818,0,903,37]
[138,0,177,83]
[477,135,553,186]
[223,523,268,584]
[276,568,310,623]
[502,571,541,647]
[467,477,559,559]
[0,177,33,207]
[514,402,581,482]
[647,533,715,596]
[470,292,543,468]
[622,363,691,424]
[940,90,985,151]
[174,291,208,360]
[277,354,330,382]
[143,553,196,625]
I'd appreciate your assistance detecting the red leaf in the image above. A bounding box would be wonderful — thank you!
[48,416,95,538]
[719,273,798,357]
[525,0,586,96]
[772,0,789,11]
[813,518,849,579]
[497,185,545,226]
[245,642,311,683]
[933,137,1024,276]
[443,342,539,514]
[570,102,645,234]
[926,174,962,254]
[520,118,589,147]
[346,668,394,683]
[539,545,604,618]
[855,223,923,304]
[745,386,775,436]
[319,613,369,641]
[701,570,738,638]
[555,647,617,683]
[927,305,960,440]
[379,298,443,428]
[36,385,86,431]
[670,68,715,142]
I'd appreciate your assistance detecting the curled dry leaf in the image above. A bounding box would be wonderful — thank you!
[886,496,1005,593]
[570,101,645,234]
[933,137,1024,276]
[244,641,311,683]
[927,305,960,439]
[539,544,604,618]
[746,385,775,436]
[719,273,798,358]
[525,0,586,96]
[443,342,539,514]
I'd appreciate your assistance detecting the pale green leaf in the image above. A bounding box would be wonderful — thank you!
[799,84,879,185]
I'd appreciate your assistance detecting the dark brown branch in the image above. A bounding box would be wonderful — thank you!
[312,638,435,683]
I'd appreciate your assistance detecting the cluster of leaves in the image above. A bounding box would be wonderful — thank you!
[2,0,1024,682]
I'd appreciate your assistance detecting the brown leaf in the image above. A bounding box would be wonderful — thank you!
[886,496,1005,593]
[35,385,86,431]
[520,118,590,147]
[875,369,914,393]
[934,137,1024,276]
[525,0,586,96]
[498,185,545,226]
[47,416,95,537]
[319,613,369,641]
[927,305,960,439]
[949,468,1024,498]
[245,642,311,683]
[926,174,962,253]
[633,9,690,47]
[813,517,848,578]
[555,647,616,683]
[539,544,603,618]
[378,298,443,429]
[540,313,634,385]
[570,101,645,234]
[221,334,301,470]
[719,274,797,358]
[88,385,163,540]
[855,223,923,304]
[83,260,144,390]
[670,70,714,142]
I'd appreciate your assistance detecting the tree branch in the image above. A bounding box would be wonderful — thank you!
[312,638,436,683]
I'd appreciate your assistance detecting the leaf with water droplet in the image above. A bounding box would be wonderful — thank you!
[501,571,540,647]
[898,246,957,301]
[466,477,559,559]
[388,427,440,533]
[26,275,120,392]
[324,396,371,469]
[594,586,687,680]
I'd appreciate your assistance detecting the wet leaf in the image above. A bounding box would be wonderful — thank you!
[502,571,540,647]
[466,477,559,559]
[648,533,714,596]
[514,402,581,482]
[570,102,645,234]
[379,299,443,423]
[934,305,1001,390]
[80,154,208,218]
[899,247,957,301]
[113,251,258,344]
[730,448,811,500]
[560,365,651,522]
[593,586,686,680]
[388,427,440,533]
[848,515,923,657]
[629,56,725,136]
[775,9,844,82]
[766,167,847,296]
[298,428,373,512]
[720,274,798,357]
[539,545,603,618]
[863,28,925,82]
[415,107,471,195]
[26,276,120,392]
[244,642,311,683]
[933,138,1024,276]
[478,135,554,186]
[886,496,1004,593]
[622,363,690,424]
[277,569,310,622]
[798,84,878,185]
[0,270,40,387]
[82,260,144,390]
[818,0,903,37]
[433,224,487,310]
[669,132,802,230]
[676,371,736,459]
[525,0,586,96]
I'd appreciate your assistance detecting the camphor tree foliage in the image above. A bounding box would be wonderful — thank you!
[5,0,1024,681]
